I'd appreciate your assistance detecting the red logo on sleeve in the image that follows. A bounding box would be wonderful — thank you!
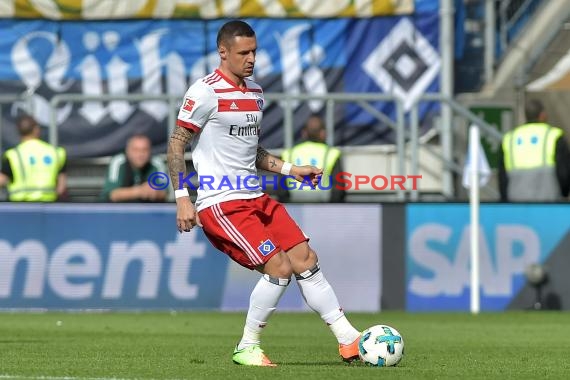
[183,99,195,112]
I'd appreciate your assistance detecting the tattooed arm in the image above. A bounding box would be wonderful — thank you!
[256,145,323,187]
[167,125,194,192]
[255,145,284,173]
[167,125,201,231]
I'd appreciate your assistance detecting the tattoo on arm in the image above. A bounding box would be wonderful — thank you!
[256,145,283,172]
[167,126,195,191]
[256,146,269,167]
[171,126,194,144]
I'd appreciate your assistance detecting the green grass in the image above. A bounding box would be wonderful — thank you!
[0,311,569,379]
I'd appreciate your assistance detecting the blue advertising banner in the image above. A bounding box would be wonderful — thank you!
[344,12,440,119]
[0,203,381,311]
[0,204,226,309]
[0,16,439,157]
[406,204,570,311]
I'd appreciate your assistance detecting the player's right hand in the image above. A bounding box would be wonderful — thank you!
[291,165,323,188]
[176,197,202,232]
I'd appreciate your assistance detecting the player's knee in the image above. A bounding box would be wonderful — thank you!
[306,247,318,264]
[271,261,294,279]
[289,244,318,273]
[295,260,321,280]
[262,251,294,278]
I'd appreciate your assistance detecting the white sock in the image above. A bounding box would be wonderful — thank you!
[329,315,360,345]
[296,263,360,345]
[237,274,290,350]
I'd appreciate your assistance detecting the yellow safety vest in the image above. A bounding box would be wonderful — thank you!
[502,123,563,201]
[4,139,66,202]
[282,141,341,201]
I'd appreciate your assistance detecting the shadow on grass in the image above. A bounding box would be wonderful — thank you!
[277,361,363,366]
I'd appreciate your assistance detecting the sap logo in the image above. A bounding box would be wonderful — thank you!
[0,233,205,300]
[408,224,540,297]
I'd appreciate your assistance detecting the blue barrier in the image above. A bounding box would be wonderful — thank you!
[0,203,382,311]
[406,203,570,311]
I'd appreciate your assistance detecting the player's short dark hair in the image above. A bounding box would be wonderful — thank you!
[216,20,255,48]
[525,99,544,123]
[16,115,38,137]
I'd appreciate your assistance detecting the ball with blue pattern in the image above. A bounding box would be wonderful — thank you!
[358,324,404,367]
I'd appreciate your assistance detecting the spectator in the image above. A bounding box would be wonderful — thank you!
[498,99,570,202]
[100,134,168,202]
[0,115,66,201]
[281,114,345,202]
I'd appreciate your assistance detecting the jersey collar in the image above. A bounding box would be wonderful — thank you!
[215,69,249,93]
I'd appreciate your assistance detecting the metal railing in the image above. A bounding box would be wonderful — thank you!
[47,92,411,199]
[0,91,503,201]
[483,0,544,84]
[410,94,503,201]
[497,0,543,57]
[49,93,183,148]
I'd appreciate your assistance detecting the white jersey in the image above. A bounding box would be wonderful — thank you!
[176,69,265,211]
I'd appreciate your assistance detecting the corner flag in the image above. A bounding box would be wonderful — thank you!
[462,125,491,188]
[463,124,491,314]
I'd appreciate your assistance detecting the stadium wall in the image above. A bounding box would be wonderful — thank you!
[0,203,382,312]
[1,202,568,312]
[406,203,570,311]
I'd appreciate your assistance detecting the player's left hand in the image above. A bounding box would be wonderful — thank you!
[291,165,323,188]
[176,197,202,232]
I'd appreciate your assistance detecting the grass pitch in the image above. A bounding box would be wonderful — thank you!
[0,311,569,379]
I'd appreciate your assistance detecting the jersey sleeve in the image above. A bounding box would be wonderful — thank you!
[176,83,216,133]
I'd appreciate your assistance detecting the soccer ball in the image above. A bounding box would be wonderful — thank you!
[358,324,404,367]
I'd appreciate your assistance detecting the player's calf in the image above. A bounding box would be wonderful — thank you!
[295,262,361,362]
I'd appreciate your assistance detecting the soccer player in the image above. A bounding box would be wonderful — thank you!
[167,20,361,367]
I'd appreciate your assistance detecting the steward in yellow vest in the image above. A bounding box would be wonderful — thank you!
[281,115,344,202]
[0,115,67,202]
[498,99,570,202]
